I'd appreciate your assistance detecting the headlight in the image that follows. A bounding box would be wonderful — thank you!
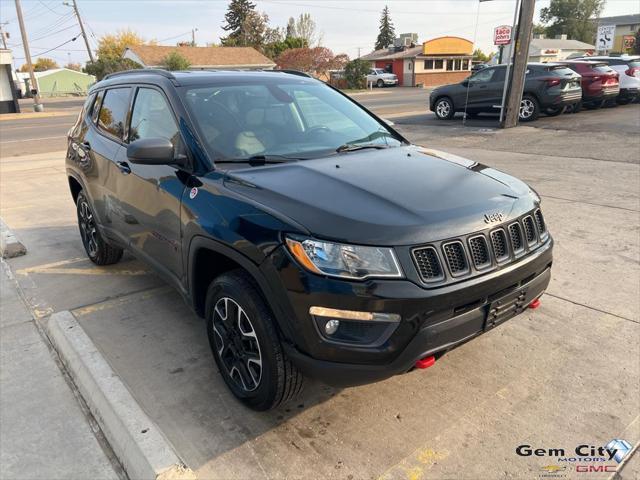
[285,236,403,280]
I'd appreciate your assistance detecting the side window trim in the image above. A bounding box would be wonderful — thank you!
[91,90,104,125]
[95,86,134,145]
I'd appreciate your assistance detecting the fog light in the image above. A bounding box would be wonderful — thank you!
[324,319,340,335]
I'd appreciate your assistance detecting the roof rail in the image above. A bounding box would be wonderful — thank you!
[103,69,176,81]
[265,69,313,78]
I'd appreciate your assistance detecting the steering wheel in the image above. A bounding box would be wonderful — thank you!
[305,125,332,137]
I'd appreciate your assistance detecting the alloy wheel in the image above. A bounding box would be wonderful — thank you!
[436,100,451,118]
[78,199,98,257]
[212,297,263,392]
[519,99,535,119]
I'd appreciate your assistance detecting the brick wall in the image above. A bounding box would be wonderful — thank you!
[415,71,470,87]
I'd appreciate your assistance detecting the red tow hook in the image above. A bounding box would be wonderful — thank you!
[529,298,541,309]
[415,355,436,369]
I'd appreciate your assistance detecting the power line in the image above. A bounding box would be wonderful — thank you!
[158,30,194,43]
[14,34,80,59]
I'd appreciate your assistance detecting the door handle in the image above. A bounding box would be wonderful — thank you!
[117,161,131,175]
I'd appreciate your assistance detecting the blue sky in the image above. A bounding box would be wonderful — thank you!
[1,0,638,68]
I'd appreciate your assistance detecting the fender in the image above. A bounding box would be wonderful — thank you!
[187,235,297,342]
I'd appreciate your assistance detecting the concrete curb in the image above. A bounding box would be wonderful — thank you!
[46,311,196,480]
[0,110,78,121]
[1,218,26,258]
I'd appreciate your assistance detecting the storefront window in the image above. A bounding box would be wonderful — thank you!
[434,59,443,69]
[462,59,470,70]
[446,60,453,71]
[424,59,434,70]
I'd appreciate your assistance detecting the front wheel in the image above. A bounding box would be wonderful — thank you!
[76,191,123,265]
[519,95,539,122]
[376,79,384,88]
[205,270,304,410]
[434,97,455,120]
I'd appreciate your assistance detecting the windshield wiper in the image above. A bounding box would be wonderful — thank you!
[214,154,298,166]
[335,143,391,153]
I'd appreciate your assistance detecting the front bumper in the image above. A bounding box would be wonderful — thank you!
[619,87,639,99]
[265,237,553,387]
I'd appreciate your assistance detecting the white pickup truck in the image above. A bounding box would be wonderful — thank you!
[366,68,398,88]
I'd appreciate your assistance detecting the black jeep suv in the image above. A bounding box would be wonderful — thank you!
[66,69,553,410]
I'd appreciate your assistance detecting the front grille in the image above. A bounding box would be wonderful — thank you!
[443,241,468,275]
[410,208,549,286]
[508,222,524,253]
[490,229,509,262]
[534,209,546,237]
[523,216,537,244]
[468,235,491,269]
[412,246,443,282]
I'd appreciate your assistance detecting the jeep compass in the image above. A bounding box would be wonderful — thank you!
[66,69,553,410]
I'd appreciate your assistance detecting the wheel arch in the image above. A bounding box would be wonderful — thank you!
[188,236,295,340]
[68,173,84,204]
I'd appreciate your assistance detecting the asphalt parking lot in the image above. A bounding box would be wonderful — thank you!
[1,97,639,479]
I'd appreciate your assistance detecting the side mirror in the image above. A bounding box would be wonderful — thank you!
[127,137,179,166]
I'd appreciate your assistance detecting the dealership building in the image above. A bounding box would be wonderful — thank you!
[361,35,473,87]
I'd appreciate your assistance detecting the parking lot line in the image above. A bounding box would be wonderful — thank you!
[72,286,172,317]
[16,257,149,277]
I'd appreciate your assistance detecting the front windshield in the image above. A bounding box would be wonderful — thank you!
[180,79,402,162]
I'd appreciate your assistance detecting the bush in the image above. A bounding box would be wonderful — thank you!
[84,58,142,81]
[344,58,370,89]
[161,51,191,71]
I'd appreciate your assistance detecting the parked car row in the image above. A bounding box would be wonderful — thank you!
[430,55,639,122]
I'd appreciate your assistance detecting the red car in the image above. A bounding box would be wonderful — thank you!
[562,60,620,109]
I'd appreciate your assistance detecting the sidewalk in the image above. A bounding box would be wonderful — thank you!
[0,261,123,480]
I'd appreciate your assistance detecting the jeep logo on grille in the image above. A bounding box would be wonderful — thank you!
[484,212,504,224]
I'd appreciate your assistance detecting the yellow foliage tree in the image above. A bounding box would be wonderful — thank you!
[96,29,155,60]
[20,57,59,72]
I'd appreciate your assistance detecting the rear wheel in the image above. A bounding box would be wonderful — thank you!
[519,95,539,122]
[544,105,565,116]
[616,96,632,105]
[205,270,304,410]
[434,97,455,120]
[76,191,123,265]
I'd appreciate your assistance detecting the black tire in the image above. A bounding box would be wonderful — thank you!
[616,96,632,105]
[76,191,123,265]
[544,105,565,116]
[519,95,539,122]
[572,101,583,113]
[434,97,455,120]
[205,270,304,411]
[376,79,384,88]
[583,100,600,110]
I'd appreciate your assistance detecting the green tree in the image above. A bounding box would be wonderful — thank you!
[344,58,370,89]
[161,51,191,71]
[84,58,142,81]
[375,6,395,51]
[264,36,307,62]
[285,17,296,39]
[221,0,256,45]
[293,13,321,46]
[539,0,605,43]
[472,48,493,62]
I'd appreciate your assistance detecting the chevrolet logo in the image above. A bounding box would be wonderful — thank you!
[540,465,566,473]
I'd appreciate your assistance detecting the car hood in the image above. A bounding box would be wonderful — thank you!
[222,145,538,246]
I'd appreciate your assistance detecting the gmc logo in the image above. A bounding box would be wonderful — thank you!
[576,465,617,473]
[484,212,504,224]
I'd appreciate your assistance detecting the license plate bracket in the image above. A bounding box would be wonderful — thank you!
[485,287,528,330]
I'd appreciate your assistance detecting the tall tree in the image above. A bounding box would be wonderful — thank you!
[21,57,58,72]
[294,13,321,46]
[285,17,296,39]
[539,0,605,43]
[221,0,257,45]
[375,6,395,51]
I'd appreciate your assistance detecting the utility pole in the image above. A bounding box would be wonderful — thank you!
[502,0,535,128]
[65,0,94,63]
[191,28,198,46]
[14,0,43,111]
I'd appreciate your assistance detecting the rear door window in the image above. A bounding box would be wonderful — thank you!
[97,87,132,140]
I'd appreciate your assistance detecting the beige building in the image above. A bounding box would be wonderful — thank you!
[527,35,595,62]
[597,14,640,52]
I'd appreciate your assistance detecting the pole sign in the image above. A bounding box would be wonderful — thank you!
[623,35,635,50]
[597,25,616,51]
[494,25,513,46]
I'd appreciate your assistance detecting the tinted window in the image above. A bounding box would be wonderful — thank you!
[470,68,495,82]
[492,67,506,82]
[98,88,131,139]
[592,64,615,73]
[129,88,179,144]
